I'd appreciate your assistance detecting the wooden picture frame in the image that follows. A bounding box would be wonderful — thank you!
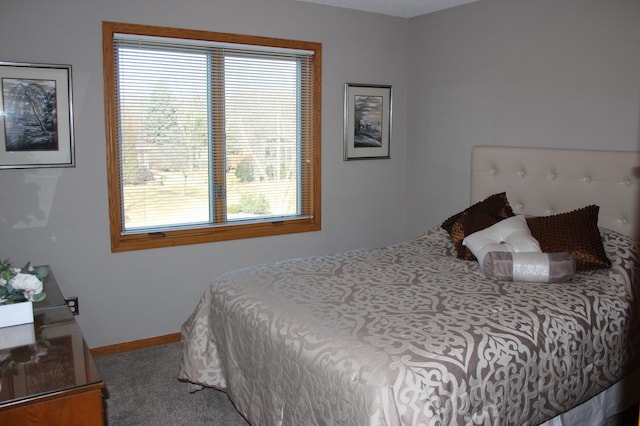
[0,61,75,169]
[344,83,392,160]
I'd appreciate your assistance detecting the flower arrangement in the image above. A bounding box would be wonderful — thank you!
[0,260,47,305]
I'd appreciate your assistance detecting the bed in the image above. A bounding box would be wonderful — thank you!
[179,145,640,425]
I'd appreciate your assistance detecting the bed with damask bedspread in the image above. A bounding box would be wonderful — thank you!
[179,146,640,426]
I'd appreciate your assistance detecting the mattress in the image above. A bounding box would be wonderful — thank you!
[179,227,640,425]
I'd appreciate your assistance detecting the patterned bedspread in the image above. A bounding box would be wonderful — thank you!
[179,227,640,426]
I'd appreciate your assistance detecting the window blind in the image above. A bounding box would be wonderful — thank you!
[112,34,315,234]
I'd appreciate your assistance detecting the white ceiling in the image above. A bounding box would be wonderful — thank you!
[295,0,478,18]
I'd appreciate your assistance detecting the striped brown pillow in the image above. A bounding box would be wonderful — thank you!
[526,205,611,271]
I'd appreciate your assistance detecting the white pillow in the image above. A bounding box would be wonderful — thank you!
[462,215,541,270]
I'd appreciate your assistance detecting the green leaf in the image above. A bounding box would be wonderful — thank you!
[7,291,26,302]
[36,266,49,279]
[31,292,47,303]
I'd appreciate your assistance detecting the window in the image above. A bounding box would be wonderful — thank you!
[103,22,321,252]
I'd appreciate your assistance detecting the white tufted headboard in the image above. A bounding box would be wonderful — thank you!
[470,146,640,239]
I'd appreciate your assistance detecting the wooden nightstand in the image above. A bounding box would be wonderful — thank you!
[0,269,105,425]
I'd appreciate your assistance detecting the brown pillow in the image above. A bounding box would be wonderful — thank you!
[526,205,611,271]
[441,192,515,260]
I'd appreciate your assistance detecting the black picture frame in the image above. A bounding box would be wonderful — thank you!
[0,61,75,169]
[344,83,392,160]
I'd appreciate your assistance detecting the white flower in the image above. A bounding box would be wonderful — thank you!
[9,273,43,300]
[0,278,6,286]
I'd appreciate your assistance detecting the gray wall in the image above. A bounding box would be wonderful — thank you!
[1,0,639,347]
[405,0,640,239]
[0,0,409,347]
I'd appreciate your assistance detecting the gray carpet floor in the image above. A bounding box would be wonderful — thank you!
[95,342,249,426]
[96,342,638,426]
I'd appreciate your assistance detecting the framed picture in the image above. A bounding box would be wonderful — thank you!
[0,61,75,169]
[344,83,392,160]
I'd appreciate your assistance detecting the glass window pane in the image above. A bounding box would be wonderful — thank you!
[224,54,299,221]
[117,48,211,231]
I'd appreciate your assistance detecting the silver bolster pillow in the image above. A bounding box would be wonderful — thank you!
[482,252,576,283]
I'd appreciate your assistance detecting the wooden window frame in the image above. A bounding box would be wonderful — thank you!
[102,21,321,252]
